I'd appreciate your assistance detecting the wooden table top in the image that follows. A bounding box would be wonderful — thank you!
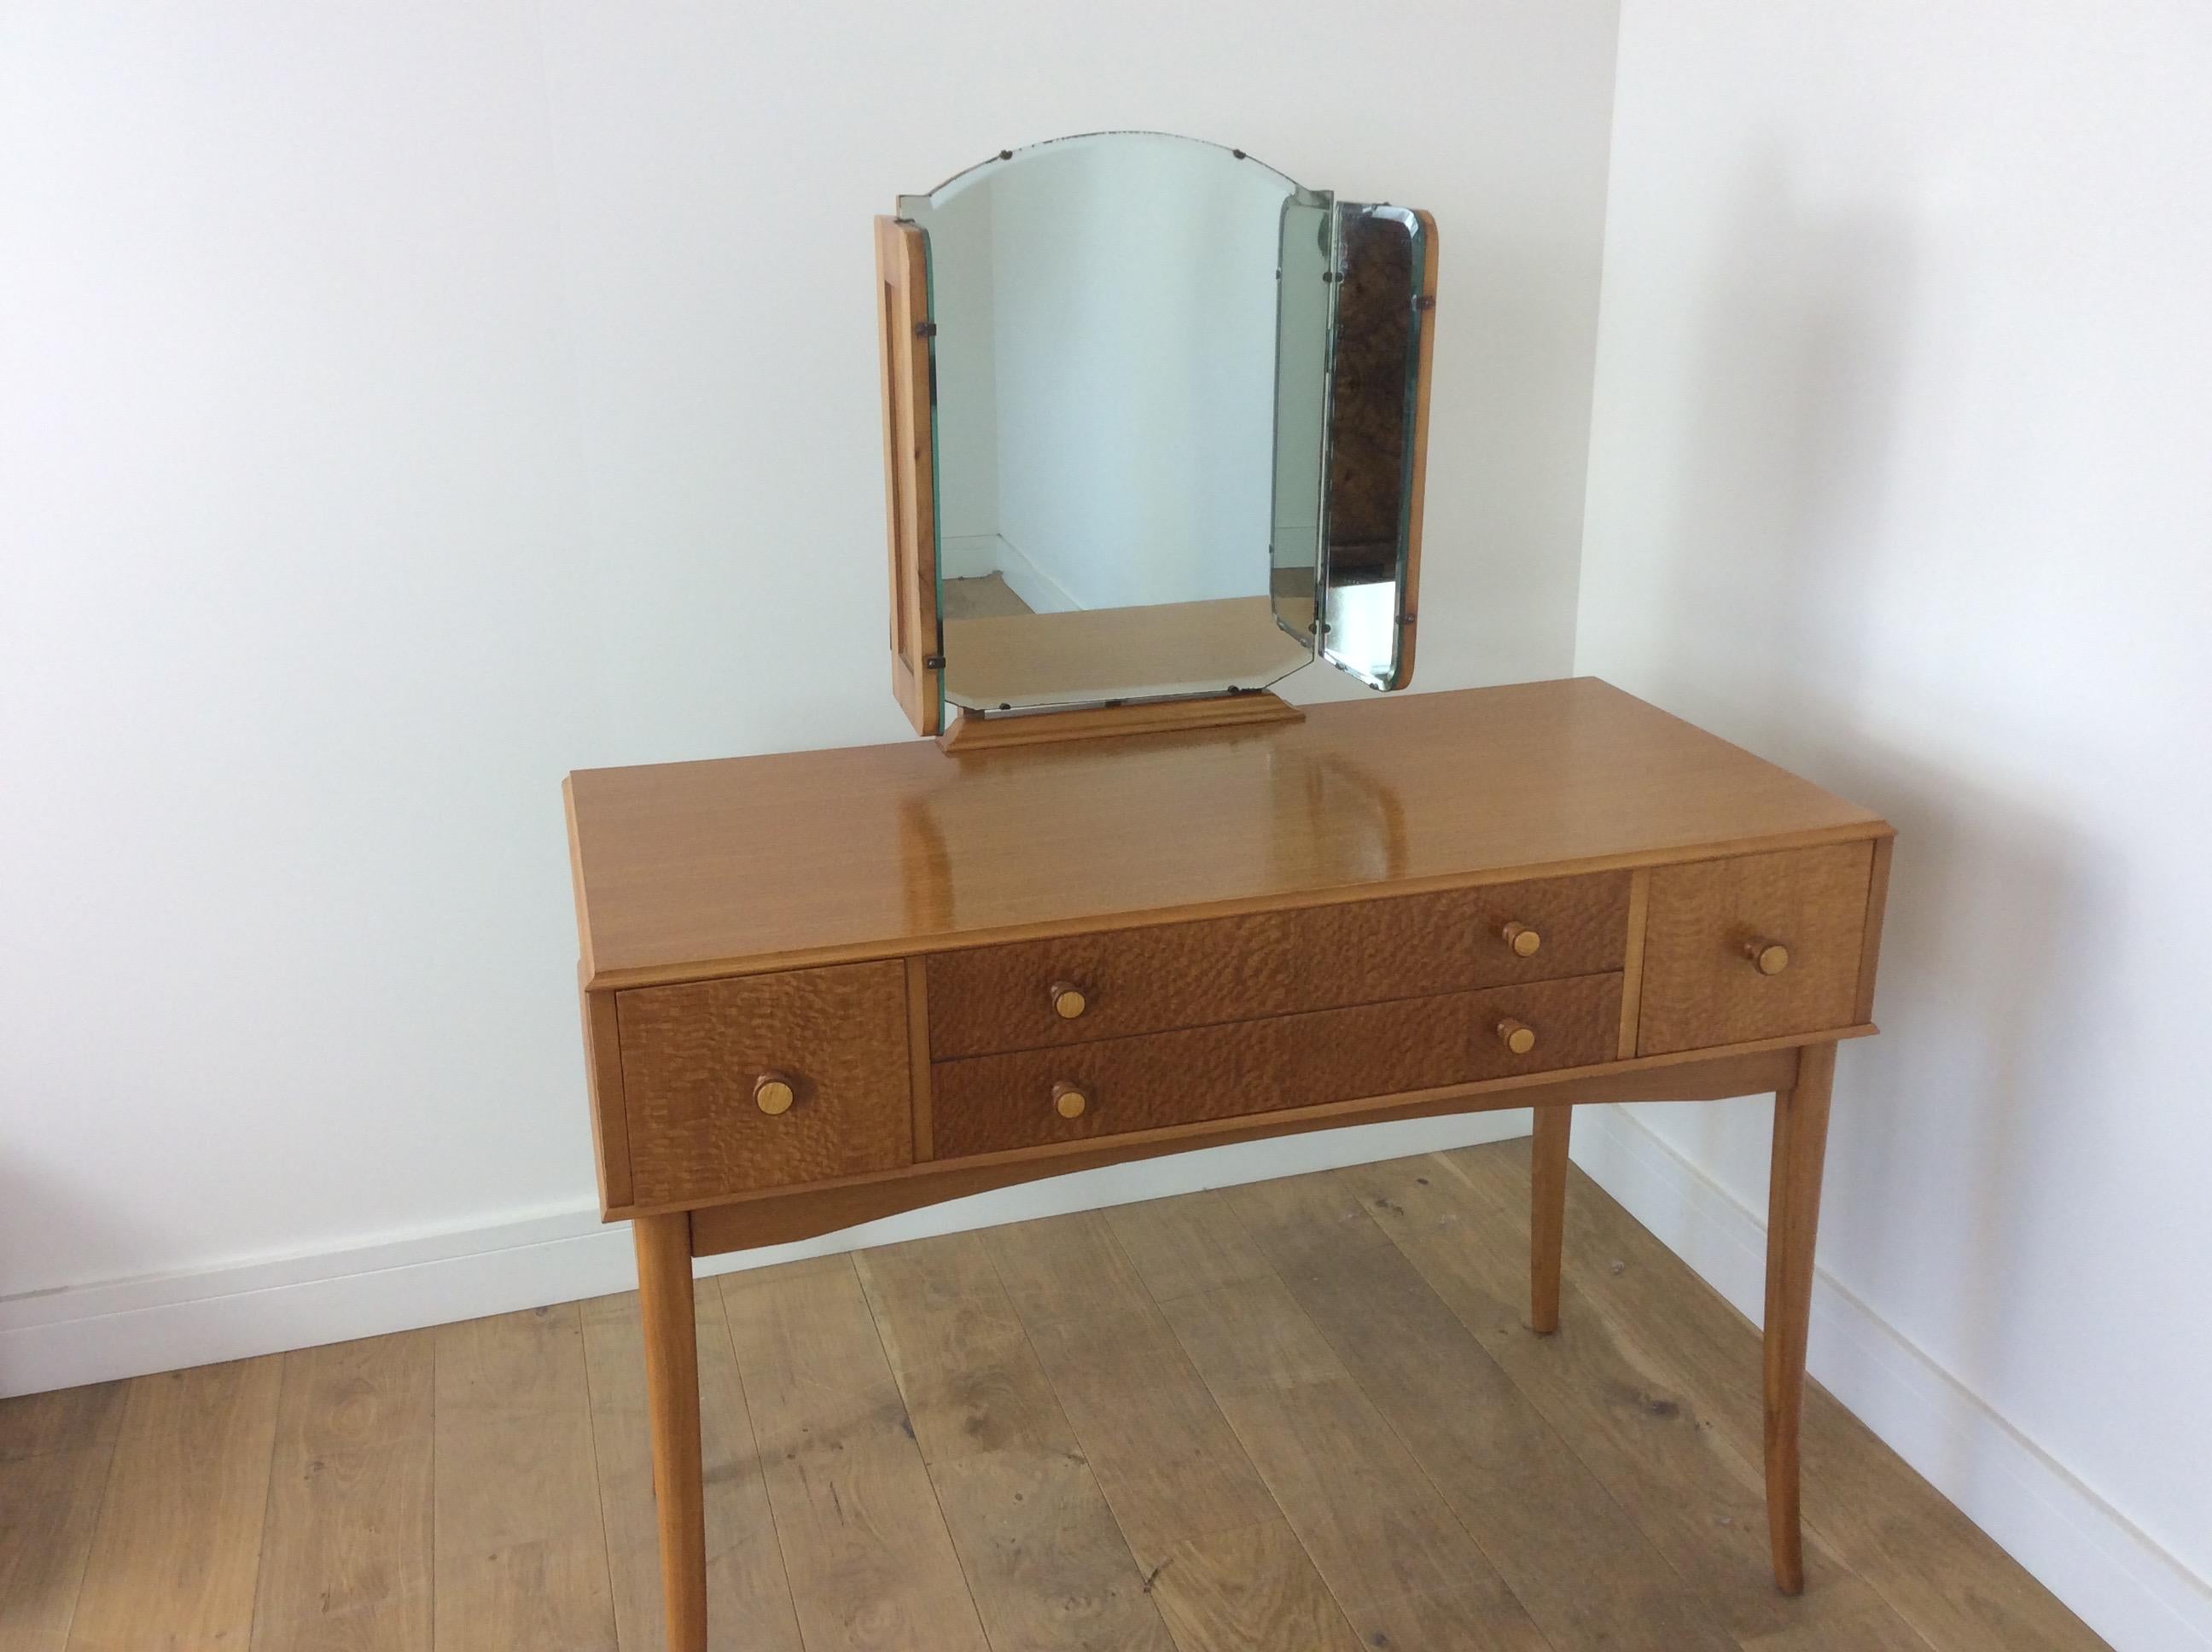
[565,678,1890,989]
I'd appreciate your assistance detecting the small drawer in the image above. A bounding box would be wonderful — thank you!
[1637,842,1876,1056]
[616,960,911,1205]
[932,973,1622,1158]
[926,871,1632,1059]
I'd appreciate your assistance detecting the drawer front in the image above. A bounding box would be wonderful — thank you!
[933,973,1621,1158]
[617,960,911,1205]
[926,871,1632,1060]
[1638,843,1875,1056]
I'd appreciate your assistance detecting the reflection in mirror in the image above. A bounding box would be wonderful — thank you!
[1319,206,1434,690]
[902,134,1330,712]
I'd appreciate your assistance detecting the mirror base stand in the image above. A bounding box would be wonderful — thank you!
[936,692,1304,755]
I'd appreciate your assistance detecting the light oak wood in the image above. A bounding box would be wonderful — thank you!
[582,1283,800,1652]
[1530,1144,2106,1651]
[981,1213,1282,1571]
[632,1215,707,1652]
[432,1306,615,1650]
[565,678,1889,991]
[561,674,1903,1650]
[1107,1192,1550,1651]
[3,1151,2112,1652]
[1767,1040,1837,1595]
[579,964,634,1219]
[0,1383,124,1652]
[937,688,1304,753]
[616,962,911,1205]
[1856,833,1895,1024]
[876,215,941,737]
[67,1357,282,1652]
[1222,1171,1737,1651]
[1640,842,1877,1055]
[1145,1518,1364,1652]
[1618,865,1651,1057]
[924,868,1629,1060]
[718,1256,989,1652]
[931,974,1623,1158]
[1528,1104,1570,1335]
[853,1236,1178,1652]
[251,1333,434,1651]
[905,955,935,1162]
[687,1041,1818,1252]
[1353,1148,1906,1642]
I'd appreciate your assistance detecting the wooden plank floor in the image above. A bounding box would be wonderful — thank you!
[0,1141,2112,1652]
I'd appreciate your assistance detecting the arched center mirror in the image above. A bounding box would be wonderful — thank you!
[877,131,1437,747]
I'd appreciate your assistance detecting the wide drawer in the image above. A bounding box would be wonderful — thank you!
[616,960,912,1205]
[1638,842,1876,1056]
[926,871,1632,1060]
[932,973,1622,1158]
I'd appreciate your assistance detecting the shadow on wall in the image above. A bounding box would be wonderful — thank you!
[1617,155,2103,1463]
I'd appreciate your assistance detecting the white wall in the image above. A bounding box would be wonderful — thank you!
[1577,1,2212,1639]
[0,2,1619,1368]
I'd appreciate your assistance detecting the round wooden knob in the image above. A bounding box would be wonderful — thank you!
[1050,982,1088,1021]
[1051,1081,1088,1120]
[1743,939,1790,976]
[1501,921,1541,958]
[754,1073,796,1115]
[1496,1019,1537,1056]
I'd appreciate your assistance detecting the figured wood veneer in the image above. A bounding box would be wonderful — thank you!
[926,870,1630,1060]
[616,962,911,1206]
[931,974,1622,1159]
[1638,844,1875,1056]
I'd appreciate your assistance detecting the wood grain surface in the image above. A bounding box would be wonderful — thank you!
[566,678,1890,988]
[1639,842,1874,1055]
[925,869,1630,1058]
[67,1356,282,1652]
[0,1143,2106,1652]
[930,973,1622,1157]
[616,962,911,1205]
[251,1332,434,1650]
[432,1306,615,1650]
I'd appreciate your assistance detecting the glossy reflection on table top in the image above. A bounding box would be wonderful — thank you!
[564,678,1891,989]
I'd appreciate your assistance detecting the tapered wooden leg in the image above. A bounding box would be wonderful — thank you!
[1529,1104,1572,1335]
[634,1212,708,1652]
[1764,1041,1836,1596]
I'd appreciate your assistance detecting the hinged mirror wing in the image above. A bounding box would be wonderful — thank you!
[1318,205,1437,692]
[876,215,943,736]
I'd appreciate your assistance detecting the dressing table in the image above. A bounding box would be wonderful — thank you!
[562,134,1892,1651]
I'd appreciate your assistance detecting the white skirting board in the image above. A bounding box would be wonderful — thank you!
[0,1106,1535,1400]
[1569,1102,2212,1652]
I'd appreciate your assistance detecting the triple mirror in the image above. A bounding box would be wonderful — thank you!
[877,131,1436,744]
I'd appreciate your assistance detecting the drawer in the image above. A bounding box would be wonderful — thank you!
[616,960,911,1205]
[926,871,1632,1059]
[932,973,1622,1158]
[1638,842,1875,1056]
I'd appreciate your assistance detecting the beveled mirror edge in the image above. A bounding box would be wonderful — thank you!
[903,129,1327,213]
[876,214,944,736]
[1394,207,1440,692]
[1318,204,1437,694]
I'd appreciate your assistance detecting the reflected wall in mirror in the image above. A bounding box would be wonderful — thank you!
[877,131,1437,740]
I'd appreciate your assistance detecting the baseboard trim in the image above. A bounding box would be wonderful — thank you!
[0,1107,1535,1399]
[1570,1103,2212,1652]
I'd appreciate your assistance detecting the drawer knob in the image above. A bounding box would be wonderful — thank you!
[1501,921,1542,958]
[1496,1019,1537,1056]
[1743,939,1791,976]
[1050,981,1089,1020]
[754,1073,796,1115]
[1051,1081,1089,1120]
